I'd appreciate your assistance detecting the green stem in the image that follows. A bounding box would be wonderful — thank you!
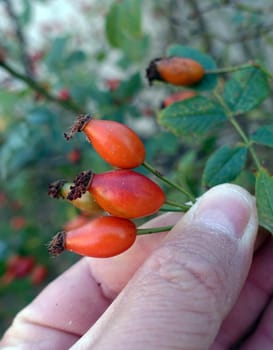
[0,60,83,113]
[159,207,184,212]
[142,161,196,203]
[252,62,273,80]
[137,225,173,235]
[214,91,262,170]
[205,63,252,75]
[206,61,273,80]
[164,199,191,211]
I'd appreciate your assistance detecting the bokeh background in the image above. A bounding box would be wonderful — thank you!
[1,0,273,334]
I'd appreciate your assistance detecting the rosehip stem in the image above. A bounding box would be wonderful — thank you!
[160,206,184,212]
[142,161,196,203]
[137,225,173,235]
[164,199,191,211]
[205,61,273,80]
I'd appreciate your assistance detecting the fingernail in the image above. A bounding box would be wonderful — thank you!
[193,185,252,238]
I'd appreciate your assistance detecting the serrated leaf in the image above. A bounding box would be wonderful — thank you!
[223,67,269,113]
[250,124,273,147]
[256,168,273,234]
[202,145,247,187]
[158,95,226,136]
[167,45,218,91]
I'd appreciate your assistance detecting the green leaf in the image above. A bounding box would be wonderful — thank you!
[202,145,248,187]
[250,124,273,147]
[114,73,142,100]
[105,0,148,61]
[64,50,87,67]
[223,67,269,113]
[0,89,20,114]
[158,95,226,136]
[44,36,69,72]
[106,0,142,46]
[19,0,32,25]
[256,168,273,234]
[167,45,218,91]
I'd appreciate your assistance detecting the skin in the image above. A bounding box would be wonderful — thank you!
[1,183,272,349]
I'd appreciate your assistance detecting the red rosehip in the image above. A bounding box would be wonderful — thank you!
[146,57,205,86]
[161,90,196,108]
[64,115,146,169]
[48,216,137,258]
[67,169,166,219]
[31,265,48,285]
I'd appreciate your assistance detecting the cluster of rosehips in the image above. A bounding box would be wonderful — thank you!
[48,114,165,258]
[48,56,204,259]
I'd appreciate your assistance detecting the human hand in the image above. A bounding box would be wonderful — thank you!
[1,183,270,349]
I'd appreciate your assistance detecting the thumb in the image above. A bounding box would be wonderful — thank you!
[73,184,258,350]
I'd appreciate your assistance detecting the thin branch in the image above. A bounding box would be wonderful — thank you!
[186,0,214,53]
[0,59,83,114]
[4,0,34,79]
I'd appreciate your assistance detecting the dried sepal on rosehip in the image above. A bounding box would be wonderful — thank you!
[48,216,137,258]
[67,169,166,219]
[64,115,146,169]
[146,57,205,86]
[48,180,103,216]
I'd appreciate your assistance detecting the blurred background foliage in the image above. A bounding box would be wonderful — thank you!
[1,0,273,333]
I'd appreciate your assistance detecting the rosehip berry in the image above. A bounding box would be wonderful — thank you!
[10,216,26,230]
[67,148,81,164]
[105,79,120,91]
[48,216,136,258]
[161,90,196,108]
[146,57,205,86]
[64,115,146,169]
[67,169,166,219]
[31,265,48,285]
[48,180,103,215]
[6,255,35,278]
[58,88,70,101]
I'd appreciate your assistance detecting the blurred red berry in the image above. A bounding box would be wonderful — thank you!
[6,255,35,278]
[58,89,70,101]
[10,216,26,230]
[31,265,48,285]
[105,79,120,91]
[161,90,196,108]
[67,148,81,164]
[30,51,44,63]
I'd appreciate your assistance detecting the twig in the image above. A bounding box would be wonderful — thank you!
[4,0,34,79]
[186,0,214,53]
[0,60,83,113]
